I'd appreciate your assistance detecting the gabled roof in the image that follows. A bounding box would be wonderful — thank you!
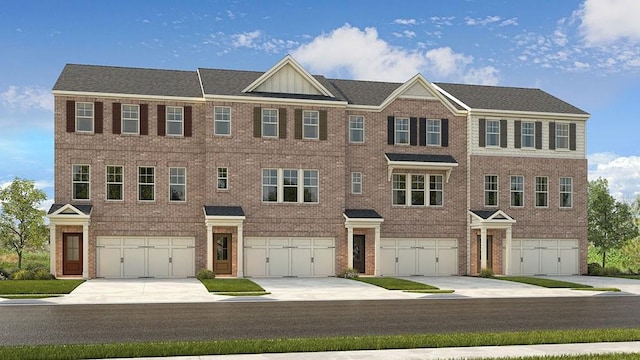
[385,153,457,164]
[203,205,245,217]
[344,209,383,219]
[470,209,516,222]
[48,203,92,216]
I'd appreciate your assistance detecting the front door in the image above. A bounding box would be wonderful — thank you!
[477,235,493,271]
[353,235,365,273]
[63,233,83,275]
[214,233,232,275]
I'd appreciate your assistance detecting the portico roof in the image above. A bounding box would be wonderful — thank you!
[385,153,458,182]
[469,209,516,229]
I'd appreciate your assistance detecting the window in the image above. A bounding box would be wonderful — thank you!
[394,117,409,145]
[214,106,231,136]
[484,175,498,206]
[560,177,573,208]
[351,172,362,194]
[411,175,425,206]
[138,167,155,201]
[522,122,534,148]
[72,165,90,200]
[262,109,278,138]
[392,174,407,205]
[349,115,364,143]
[262,169,278,202]
[486,120,500,147]
[106,166,123,201]
[535,176,548,207]
[427,119,441,146]
[217,167,228,190]
[303,170,319,203]
[283,169,298,202]
[122,104,139,134]
[556,123,570,149]
[510,175,524,207]
[166,106,184,136]
[169,167,186,202]
[429,175,443,206]
[76,102,94,132]
[303,111,319,139]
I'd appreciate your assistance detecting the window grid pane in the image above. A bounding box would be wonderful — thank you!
[262,169,278,202]
[535,177,548,207]
[427,119,441,146]
[217,167,228,190]
[283,169,298,202]
[303,170,318,203]
[486,120,500,147]
[303,111,319,139]
[138,167,155,201]
[106,166,123,200]
[76,102,94,132]
[122,105,139,134]
[411,175,425,206]
[395,118,409,144]
[351,172,362,194]
[560,177,573,208]
[166,106,184,136]
[429,175,443,206]
[214,107,231,135]
[262,109,278,137]
[349,116,364,143]
[72,165,90,200]
[169,167,186,202]
[392,174,406,205]
[556,123,569,149]
[510,175,524,207]
[522,122,534,148]
[484,175,498,206]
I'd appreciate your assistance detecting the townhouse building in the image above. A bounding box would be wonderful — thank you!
[48,56,589,279]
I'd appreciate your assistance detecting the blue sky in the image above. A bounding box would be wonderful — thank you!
[2,0,640,206]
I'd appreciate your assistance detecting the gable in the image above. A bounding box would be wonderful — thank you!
[400,81,438,100]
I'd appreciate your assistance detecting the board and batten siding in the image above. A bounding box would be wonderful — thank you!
[469,116,586,159]
[254,64,322,95]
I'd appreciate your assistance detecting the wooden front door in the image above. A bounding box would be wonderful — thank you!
[477,235,493,271]
[63,233,83,275]
[353,235,366,273]
[214,233,232,275]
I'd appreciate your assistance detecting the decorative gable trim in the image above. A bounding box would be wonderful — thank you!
[379,74,464,115]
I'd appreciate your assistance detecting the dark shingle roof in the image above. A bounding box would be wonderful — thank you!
[470,209,515,220]
[385,153,457,164]
[327,78,402,106]
[344,209,383,219]
[435,83,588,115]
[53,64,203,98]
[48,203,92,215]
[203,205,245,217]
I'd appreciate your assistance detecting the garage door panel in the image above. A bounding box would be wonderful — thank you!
[171,248,194,277]
[292,238,312,247]
[245,238,267,247]
[512,239,578,275]
[381,239,396,248]
[314,238,333,247]
[97,247,121,278]
[521,248,539,274]
[148,238,170,247]
[381,239,458,276]
[510,248,522,275]
[418,239,436,247]
[540,248,558,274]
[245,248,267,276]
[397,248,416,275]
[123,247,145,278]
[98,237,122,246]
[172,238,193,247]
[559,248,578,275]
[124,238,145,246]
[245,237,335,277]
[148,247,170,277]
[313,248,334,277]
[380,248,397,275]
[417,248,437,275]
[398,239,415,248]
[291,248,312,277]
[268,248,290,276]
[437,247,458,275]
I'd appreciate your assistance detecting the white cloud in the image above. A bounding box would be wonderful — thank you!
[579,0,640,45]
[230,30,298,53]
[430,16,455,27]
[499,18,518,27]
[589,152,640,202]
[465,16,501,26]
[1,86,53,111]
[462,66,500,85]
[393,18,416,25]
[425,47,473,77]
[232,30,261,48]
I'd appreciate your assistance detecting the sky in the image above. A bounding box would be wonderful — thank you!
[1,0,640,208]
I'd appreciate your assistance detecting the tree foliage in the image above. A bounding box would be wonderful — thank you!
[0,178,48,269]
[588,178,640,268]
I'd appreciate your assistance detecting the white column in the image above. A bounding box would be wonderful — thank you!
[49,224,56,276]
[504,227,512,276]
[82,222,89,279]
[347,226,354,270]
[374,225,381,276]
[236,224,244,278]
[480,227,487,271]
[206,224,213,271]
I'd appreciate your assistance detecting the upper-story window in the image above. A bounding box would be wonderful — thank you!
[138,167,155,202]
[76,102,94,132]
[556,123,570,150]
[214,106,231,136]
[395,117,409,145]
[106,165,123,201]
[169,167,186,202]
[486,120,500,147]
[429,175,443,206]
[262,168,318,203]
[427,119,441,146]
[303,170,319,203]
[392,173,443,206]
[521,122,534,148]
[262,109,279,138]
[166,106,184,136]
[535,176,548,207]
[122,104,140,134]
[349,115,364,143]
[510,175,524,207]
[283,169,299,203]
[72,164,90,200]
[351,172,362,194]
[303,111,319,139]
[484,175,498,207]
[559,177,573,208]
[217,167,228,190]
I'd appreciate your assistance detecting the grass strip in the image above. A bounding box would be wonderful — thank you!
[403,289,455,294]
[0,294,63,299]
[0,280,84,294]
[0,328,639,360]
[497,276,593,288]
[200,278,265,293]
[354,277,438,290]
[215,291,270,296]
[612,275,640,280]
[489,355,638,360]
[572,287,621,292]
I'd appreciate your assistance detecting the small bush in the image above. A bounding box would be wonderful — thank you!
[340,268,359,279]
[602,266,621,276]
[588,262,603,275]
[11,269,35,280]
[34,269,55,280]
[196,269,216,280]
[479,268,494,278]
[0,269,10,280]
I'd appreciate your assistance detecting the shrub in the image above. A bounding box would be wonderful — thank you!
[340,268,359,279]
[602,266,621,276]
[11,269,35,280]
[479,268,494,278]
[34,269,55,280]
[196,269,216,280]
[588,262,603,275]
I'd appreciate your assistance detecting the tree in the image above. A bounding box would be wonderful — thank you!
[0,178,48,269]
[588,178,640,268]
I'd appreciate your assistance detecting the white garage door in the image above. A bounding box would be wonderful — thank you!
[97,237,195,278]
[509,239,578,275]
[380,238,458,276]
[244,237,335,277]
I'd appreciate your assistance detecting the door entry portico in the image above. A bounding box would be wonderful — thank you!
[63,233,83,275]
[469,210,515,275]
[214,233,232,275]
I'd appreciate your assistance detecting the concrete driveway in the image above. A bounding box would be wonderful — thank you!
[541,275,640,295]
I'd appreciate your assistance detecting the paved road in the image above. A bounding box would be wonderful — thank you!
[1,296,639,345]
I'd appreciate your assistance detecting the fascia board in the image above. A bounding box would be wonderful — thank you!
[470,109,590,121]
[203,94,348,108]
[52,90,205,103]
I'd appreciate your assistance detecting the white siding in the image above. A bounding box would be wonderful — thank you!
[255,64,322,95]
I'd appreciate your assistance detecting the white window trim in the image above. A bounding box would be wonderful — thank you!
[351,172,362,194]
[105,165,124,202]
[510,175,524,208]
[214,106,232,136]
[217,167,229,191]
[349,115,365,144]
[166,106,184,137]
[521,121,535,149]
[303,169,319,204]
[556,122,570,150]
[535,176,549,208]
[169,167,187,202]
[394,117,410,145]
[262,108,279,138]
[138,166,156,202]
[559,177,573,209]
[392,173,444,207]
[486,120,500,148]
[262,168,319,204]
[484,175,499,207]
[75,102,94,133]
[72,164,91,201]
[429,174,444,206]
[426,119,441,146]
[121,104,140,135]
[282,169,299,203]
[302,110,319,140]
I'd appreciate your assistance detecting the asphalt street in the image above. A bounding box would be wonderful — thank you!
[1,296,639,346]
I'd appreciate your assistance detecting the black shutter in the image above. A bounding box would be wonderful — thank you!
[294,109,302,139]
[140,104,148,135]
[253,107,261,137]
[410,117,417,146]
[387,116,394,145]
[112,103,121,134]
[500,119,507,148]
[549,122,556,150]
[479,118,486,147]
[569,123,576,150]
[66,100,75,133]
[419,118,426,146]
[94,102,103,134]
[278,108,287,139]
[319,110,327,140]
[535,121,542,149]
[157,105,166,136]
[441,118,449,147]
[184,106,192,137]
[514,120,521,149]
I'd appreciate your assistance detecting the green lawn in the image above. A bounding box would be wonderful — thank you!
[0,280,84,295]
[497,276,593,288]
[612,274,640,280]
[199,278,268,295]
[353,277,440,290]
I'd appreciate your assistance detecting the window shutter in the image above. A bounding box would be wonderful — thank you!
[66,100,75,133]
[500,119,507,148]
[253,107,261,137]
[157,105,166,136]
[94,102,103,134]
[112,103,121,134]
[514,120,521,148]
[410,117,418,146]
[419,118,426,146]
[535,121,542,149]
[184,106,192,137]
[569,123,576,150]
[294,109,302,139]
[319,110,327,140]
[140,104,148,135]
[479,118,486,147]
[441,119,449,147]
[387,116,394,145]
[549,122,556,150]
[278,108,287,139]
